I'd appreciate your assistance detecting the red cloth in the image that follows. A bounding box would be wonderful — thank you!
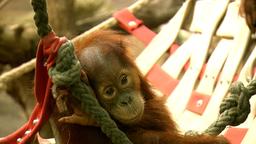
[0,32,67,144]
[113,9,156,45]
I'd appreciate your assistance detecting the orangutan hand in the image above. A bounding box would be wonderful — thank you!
[58,107,98,127]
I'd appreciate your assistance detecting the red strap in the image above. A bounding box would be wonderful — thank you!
[113,9,156,45]
[186,92,211,115]
[0,32,67,144]
[35,32,67,103]
[224,127,248,144]
[169,43,180,54]
[146,64,179,96]
[145,44,183,96]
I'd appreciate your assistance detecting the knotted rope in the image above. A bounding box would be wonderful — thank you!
[203,80,256,135]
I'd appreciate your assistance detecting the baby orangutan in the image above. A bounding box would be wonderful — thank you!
[55,30,229,144]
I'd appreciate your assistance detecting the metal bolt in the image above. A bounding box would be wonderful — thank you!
[25,130,31,135]
[128,21,137,28]
[196,99,203,107]
[17,138,22,142]
[33,118,39,124]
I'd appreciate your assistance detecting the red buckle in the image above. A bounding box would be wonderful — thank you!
[224,127,248,144]
[146,64,179,96]
[113,9,156,45]
[186,92,211,115]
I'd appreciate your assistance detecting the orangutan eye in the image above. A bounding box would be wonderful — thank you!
[104,86,116,98]
[120,74,128,85]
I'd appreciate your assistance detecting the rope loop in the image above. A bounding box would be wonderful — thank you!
[221,82,250,126]
[48,41,81,87]
[246,79,256,95]
[204,80,256,135]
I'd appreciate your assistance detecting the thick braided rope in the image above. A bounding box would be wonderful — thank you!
[31,0,52,37]
[49,41,132,144]
[203,80,256,135]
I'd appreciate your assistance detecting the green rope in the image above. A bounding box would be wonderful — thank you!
[203,80,256,135]
[31,0,52,37]
[49,41,132,144]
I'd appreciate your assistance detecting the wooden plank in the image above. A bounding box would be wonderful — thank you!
[216,2,241,37]
[177,39,232,131]
[161,34,197,78]
[196,39,232,95]
[172,1,251,132]
[201,12,250,130]
[135,0,193,75]
[165,0,230,121]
